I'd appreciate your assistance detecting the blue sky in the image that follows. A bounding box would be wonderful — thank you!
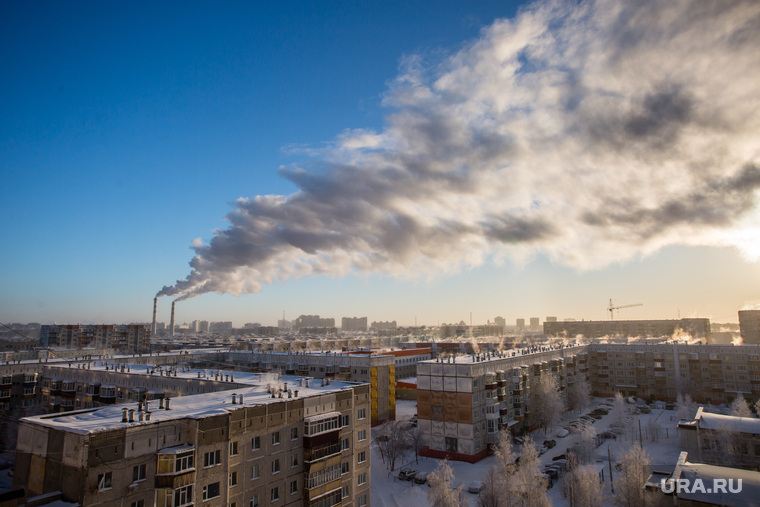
[2,0,759,328]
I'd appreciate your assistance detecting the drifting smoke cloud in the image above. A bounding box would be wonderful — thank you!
[158,0,760,301]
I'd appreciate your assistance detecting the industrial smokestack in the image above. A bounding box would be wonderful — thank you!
[170,300,176,338]
[151,297,158,337]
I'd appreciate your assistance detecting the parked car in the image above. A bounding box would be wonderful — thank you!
[398,468,418,481]
[552,454,568,461]
[556,428,569,438]
[468,481,485,494]
[599,430,617,440]
[638,405,651,414]
[414,472,428,484]
[543,439,556,449]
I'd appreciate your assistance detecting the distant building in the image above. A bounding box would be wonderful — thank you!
[209,321,233,334]
[545,316,557,323]
[243,323,261,329]
[529,317,540,330]
[543,318,711,340]
[39,325,149,354]
[516,319,525,331]
[341,317,368,332]
[494,316,506,328]
[739,310,760,344]
[295,315,335,329]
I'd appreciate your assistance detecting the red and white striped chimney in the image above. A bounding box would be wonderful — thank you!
[170,300,176,338]
[151,297,158,337]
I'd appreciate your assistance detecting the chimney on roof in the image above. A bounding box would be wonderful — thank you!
[122,408,128,423]
[159,398,165,409]
[128,409,135,423]
[239,394,244,404]
[165,398,171,410]
[232,393,237,404]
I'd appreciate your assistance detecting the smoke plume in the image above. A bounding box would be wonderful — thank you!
[158,0,760,301]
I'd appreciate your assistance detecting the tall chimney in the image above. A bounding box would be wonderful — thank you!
[170,300,176,338]
[151,297,158,337]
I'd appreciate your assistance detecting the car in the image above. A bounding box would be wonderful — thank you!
[552,454,568,461]
[538,446,548,455]
[543,439,556,449]
[638,405,651,414]
[556,428,569,438]
[665,402,676,410]
[600,430,617,440]
[398,468,418,481]
[468,481,485,494]
[414,472,428,484]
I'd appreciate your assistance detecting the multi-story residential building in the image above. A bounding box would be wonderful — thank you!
[544,318,711,340]
[295,316,336,330]
[585,343,760,404]
[341,317,368,333]
[14,379,372,507]
[224,351,396,426]
[39,324,150,354]
[739,310,760,345]
[416,345,586,462]
[678,407,760,471]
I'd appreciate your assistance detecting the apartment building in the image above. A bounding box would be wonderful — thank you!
[585,343,760,404]
[740,310,760,344]
[224,351,395,426]
[14,380,372,507]
[39,324,150,354]
[416,345,586,462]
[544,318,711,340]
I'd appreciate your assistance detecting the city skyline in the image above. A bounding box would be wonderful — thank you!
[2,1,760,328]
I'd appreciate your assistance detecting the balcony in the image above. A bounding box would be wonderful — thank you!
[304,442,342,464]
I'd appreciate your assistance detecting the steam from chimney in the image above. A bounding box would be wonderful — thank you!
[157,0,760,302]
[151,297,158,337]
[170,300,176,338]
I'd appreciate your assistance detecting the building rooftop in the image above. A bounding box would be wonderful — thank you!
[694,407,760,435]
[22,376,358,435]
[671,452,760,507]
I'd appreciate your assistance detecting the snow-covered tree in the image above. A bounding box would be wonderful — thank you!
[729,395,752,418]
[676,393,696,421]
[576,424,597,464]
[427,459,464,507]
[566,377,591,413]
[755,397,760,417]
[375,420,409,471]
[530,374,565,433]
[561,454,605,507]
[511,435,550,507]
[492,429,517,507]
[615,444,650,507]
[477,467,502,507]
[611,392,626,429]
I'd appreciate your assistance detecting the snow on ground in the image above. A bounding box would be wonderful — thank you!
[372,398,684,506]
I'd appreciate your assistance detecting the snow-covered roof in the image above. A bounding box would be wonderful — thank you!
[673,460,760,506]
[695,407,760,435]
[21,379,359,435]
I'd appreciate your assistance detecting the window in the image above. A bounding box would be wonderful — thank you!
[342,414,350,426]
[342,485,349,498]
[176,451,194,473]
[341,438,350,451]
[290,479,298,494]
[271,487,280,502]
[341,462,349,474]
[251,463,260,479]
[173,485,193,507]
[358,430,366,441]
[204,449,221,467]
[272,431,280,445]
[445,437,457,453]
[203,482,220,500]
[291,454,298,467]
[132,463,146,482]
[97,472,112,491]
[358,472,366,485]
[358,495,367,507]
[272,459,280,474]
[291,427,298,440]
[252,436,261,450]
[358,408,366,419]
[357,451,366,464]
[130,501,144,507]
[230,441,239,456]
[229,471,238,487]
[250,495,259,507]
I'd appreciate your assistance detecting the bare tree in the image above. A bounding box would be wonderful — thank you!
[511,435,550,507]
[645,419,660,443]
[427,459,464,507]
[561,454,605,507]
[375,420,410,471]
[530,374,565,434]
[566,377,591,413]
[611,392,626,430]
[729,395,752,418]
[405,424,425,465]
[615,444,650,507]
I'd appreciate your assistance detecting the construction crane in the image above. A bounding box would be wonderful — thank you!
[608,299,643,320]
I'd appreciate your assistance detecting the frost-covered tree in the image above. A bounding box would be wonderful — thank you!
[511,435,550,507]
[375,420,409,471]
[676,393,696,421]
[530,374,565,433]
[427,459,464,507]
[561,454,605,507]
[576,424,597,464]
[611,392,626,430]
[615,444,650,507]
[491,429,518,506]
[566,377,591,413]
[729,395,752,418]
[478,467,503,507]
[755,397,760,417]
